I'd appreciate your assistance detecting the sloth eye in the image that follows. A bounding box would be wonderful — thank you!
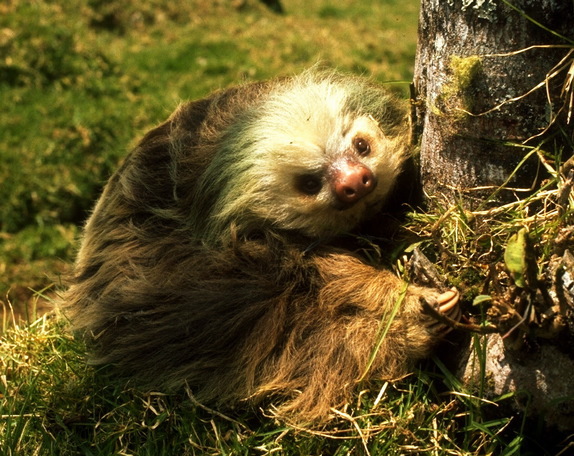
[353,137,371,156]
[295,174,322,195]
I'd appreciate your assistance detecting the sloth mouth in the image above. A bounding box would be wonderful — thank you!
[333,200,361,211]
[332,192,382,212]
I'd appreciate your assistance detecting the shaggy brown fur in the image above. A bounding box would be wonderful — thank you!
[63,70,459,422]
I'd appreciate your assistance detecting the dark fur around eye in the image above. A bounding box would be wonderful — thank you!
[295,174,323,195]
[353,137,370,155]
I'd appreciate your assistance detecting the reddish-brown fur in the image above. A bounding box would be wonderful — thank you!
[63,71,457,422]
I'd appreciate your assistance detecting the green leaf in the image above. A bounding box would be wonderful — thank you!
[472,295,492,306]
[504,228,529,288]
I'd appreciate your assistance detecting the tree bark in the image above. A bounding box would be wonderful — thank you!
[414,0,573,206]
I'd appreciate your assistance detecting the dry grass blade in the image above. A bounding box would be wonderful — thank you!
[561,57,574,124]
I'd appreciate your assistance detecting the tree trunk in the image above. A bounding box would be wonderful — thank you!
[414,0,573,206]
[413,0,574,434]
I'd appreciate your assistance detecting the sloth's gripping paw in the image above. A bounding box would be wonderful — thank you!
[422,288,462,336]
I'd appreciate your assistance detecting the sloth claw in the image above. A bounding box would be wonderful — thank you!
[437,288,459,314]
[423,288,461,335]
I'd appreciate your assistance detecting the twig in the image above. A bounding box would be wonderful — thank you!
[421,299,499,334]
[184,384,248,430]
[330,408,371,456]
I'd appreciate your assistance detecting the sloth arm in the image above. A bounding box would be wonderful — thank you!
[227,246,450,418]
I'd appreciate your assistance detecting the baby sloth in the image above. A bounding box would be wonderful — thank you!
[64,70,460,422]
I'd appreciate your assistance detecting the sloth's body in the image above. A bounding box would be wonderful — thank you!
[64,71,458,422]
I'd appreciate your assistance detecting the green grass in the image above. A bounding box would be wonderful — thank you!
[0,310,526,455]
[1,0,572,454]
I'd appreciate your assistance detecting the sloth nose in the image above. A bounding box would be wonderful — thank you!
[332,162,377,205]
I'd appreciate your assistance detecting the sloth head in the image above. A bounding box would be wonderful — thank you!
[192,71,410,243]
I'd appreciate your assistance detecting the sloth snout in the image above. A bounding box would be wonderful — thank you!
[332,162,377,205]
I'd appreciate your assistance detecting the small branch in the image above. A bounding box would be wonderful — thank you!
[330,408,371,456]
[421,299,499,334]
[184,384,248,430]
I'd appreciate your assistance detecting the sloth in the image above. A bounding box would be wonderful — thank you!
[63,69,460,422]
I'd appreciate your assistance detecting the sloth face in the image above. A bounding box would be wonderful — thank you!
[205,76,408,240]
[262,114,406,238]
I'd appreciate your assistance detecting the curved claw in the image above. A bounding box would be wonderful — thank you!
[448,304,462,321]
[436,288,459,314]
[423,288,462,336]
